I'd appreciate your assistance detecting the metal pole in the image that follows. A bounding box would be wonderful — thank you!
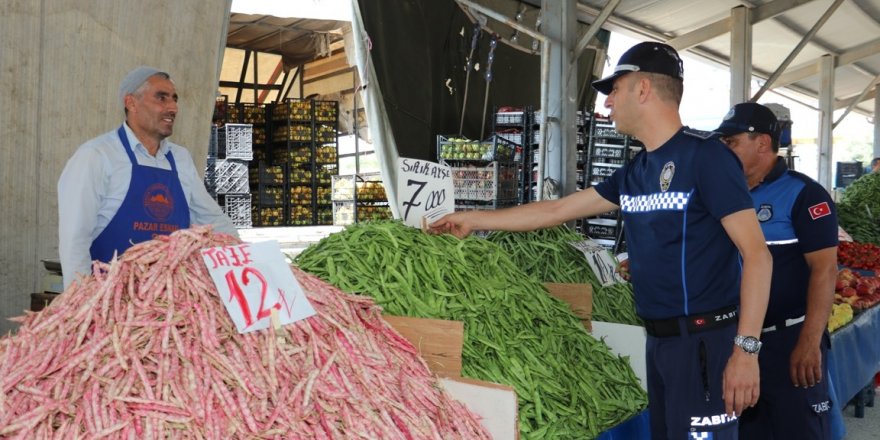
[480,36,497,140]
[459,22,481,136]
[537,43,550,201]
[751,0,845,102]
[833,75,880,129]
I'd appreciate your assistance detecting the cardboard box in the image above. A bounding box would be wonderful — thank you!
[544,282,593,331]
[383,315,463,378]
[441,377,518,440]
[542,282,647,392]
[591,321,648,392]
[384,315,519,438]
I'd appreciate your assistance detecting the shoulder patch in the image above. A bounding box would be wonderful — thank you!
[682,128,716,140]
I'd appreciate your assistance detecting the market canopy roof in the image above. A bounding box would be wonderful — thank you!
[568,0,879,120]
[225,13,346,69]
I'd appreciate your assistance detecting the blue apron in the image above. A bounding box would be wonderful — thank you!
[89,126,191,262]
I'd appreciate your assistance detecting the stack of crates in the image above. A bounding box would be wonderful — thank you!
[205,123,253,228]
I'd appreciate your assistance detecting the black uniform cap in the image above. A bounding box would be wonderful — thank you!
[592,41,684,95]
[715,102,780,142]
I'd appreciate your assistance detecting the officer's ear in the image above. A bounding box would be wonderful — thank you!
[637,75,652,103]
[758,133,774,153]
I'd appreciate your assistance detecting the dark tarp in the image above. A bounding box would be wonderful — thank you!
[357,0,603,161]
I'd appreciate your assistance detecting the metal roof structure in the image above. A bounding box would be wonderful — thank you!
[570,0,879,122]
[225,13,345,69]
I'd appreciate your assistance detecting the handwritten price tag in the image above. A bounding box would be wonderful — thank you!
[201,240,315,334]
[396,157,455,228]
[569,239,625,287]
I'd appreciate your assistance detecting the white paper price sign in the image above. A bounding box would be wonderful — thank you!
[201,240,315,333]
[396,157,455,228]
[569,239,625,287]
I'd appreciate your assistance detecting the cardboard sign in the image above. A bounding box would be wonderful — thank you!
[201,241,315,333]
[440,377,518,440]
[396,157,455,228]
[569,239,625,286]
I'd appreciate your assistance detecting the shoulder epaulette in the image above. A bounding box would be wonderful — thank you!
[682,128,717,140]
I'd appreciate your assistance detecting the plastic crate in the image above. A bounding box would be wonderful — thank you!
[357,205,393,222]
[332,175,356,201]
[314,100,338,123]
[316,207,333,225]
[589,162,623,179]
[316,145,337,165]
[222,124,253,160]
[333,201,355,225]
[437,135,518,162]
[238,103,267,124]
[218,194,252,228]
[290,205,314,225]
[272,99,312,122]
[213,160,250,194]
[256,165,285,185]
[209,124,253,160]
[272,147,311,165]
[835,161,864,188]
[257,187,285,207]
[495,111,526,126]
[449,162,519,202]
[212,96,228,124]
[496,131,524,146]
[289,186,313,205]
[257,207,285,226]
[273,124,312,143]
[591,143,627,159]
[357,181,387,201]
[584,218,618,240]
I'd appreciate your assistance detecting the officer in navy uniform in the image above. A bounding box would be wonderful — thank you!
[429,42,772,440]
[716,102,838,439]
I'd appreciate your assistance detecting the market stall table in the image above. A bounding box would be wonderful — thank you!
[828,303,880,440]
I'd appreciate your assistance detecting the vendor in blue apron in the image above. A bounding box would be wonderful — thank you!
[58,67,237,288]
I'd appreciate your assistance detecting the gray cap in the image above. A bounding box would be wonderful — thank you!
[118,66,167,109]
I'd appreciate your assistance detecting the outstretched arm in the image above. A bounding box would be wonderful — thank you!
[427,187,619,238]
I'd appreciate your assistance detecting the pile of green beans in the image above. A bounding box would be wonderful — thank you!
[295,221,647,439]
[487,227,643,326]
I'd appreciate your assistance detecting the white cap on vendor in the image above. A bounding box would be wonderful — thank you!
[592,41,684,95]
[118,66,169,109]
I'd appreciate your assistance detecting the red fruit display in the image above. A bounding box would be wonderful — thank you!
[838,241,880,271]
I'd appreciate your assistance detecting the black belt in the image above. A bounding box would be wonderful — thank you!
[643,305,739,338]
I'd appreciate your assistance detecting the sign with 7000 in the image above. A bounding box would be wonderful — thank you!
[396,157,455,229]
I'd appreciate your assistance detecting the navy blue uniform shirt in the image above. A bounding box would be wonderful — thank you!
[751,157,838,325]
[595,128,754,320]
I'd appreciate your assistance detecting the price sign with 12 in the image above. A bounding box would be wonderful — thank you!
[201,240,316,333]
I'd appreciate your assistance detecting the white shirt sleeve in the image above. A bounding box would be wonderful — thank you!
[58,144,106,288]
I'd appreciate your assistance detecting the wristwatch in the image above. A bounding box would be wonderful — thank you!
[734,335,762,355]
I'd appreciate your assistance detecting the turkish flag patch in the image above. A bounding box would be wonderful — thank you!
[808,202,831,220]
